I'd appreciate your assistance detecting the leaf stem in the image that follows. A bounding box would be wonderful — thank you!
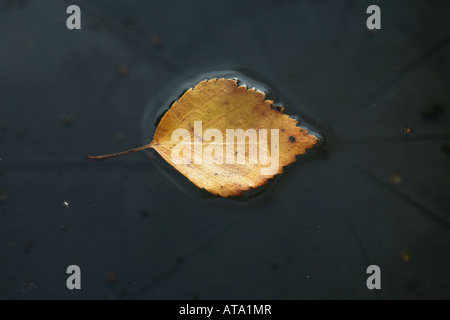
[86,144,153,161]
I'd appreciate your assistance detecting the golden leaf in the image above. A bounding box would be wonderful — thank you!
[87,78,318,197]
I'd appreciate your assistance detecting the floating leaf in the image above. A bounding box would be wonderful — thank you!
[87,78,319,197]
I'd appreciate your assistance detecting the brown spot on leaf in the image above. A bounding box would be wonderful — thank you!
[289,136,296,142]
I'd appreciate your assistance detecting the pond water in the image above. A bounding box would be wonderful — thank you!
[0,0,449,300]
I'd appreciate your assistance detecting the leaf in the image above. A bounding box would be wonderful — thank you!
[87,78,319,197]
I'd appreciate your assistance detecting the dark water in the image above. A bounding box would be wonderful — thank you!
[0,0,449,299]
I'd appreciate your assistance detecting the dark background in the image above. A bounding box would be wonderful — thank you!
[1,0,449,299]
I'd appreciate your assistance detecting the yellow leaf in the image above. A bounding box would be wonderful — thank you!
[87,78,319,197]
